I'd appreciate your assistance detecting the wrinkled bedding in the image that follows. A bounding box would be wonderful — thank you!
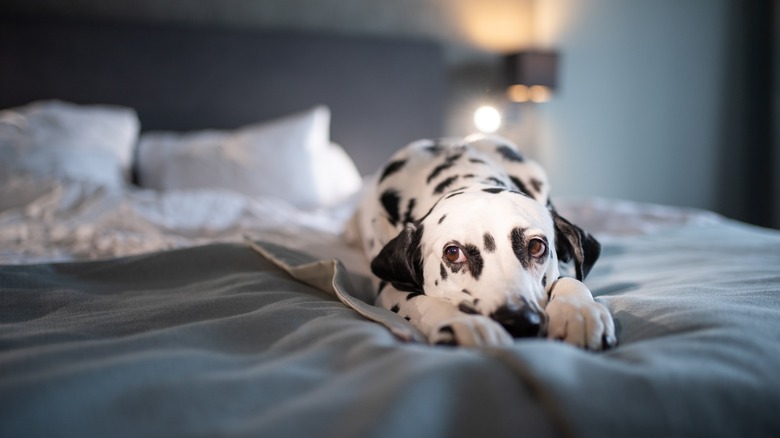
[0,173,354,266]
[1,174,779,437]
[0,172,721,270]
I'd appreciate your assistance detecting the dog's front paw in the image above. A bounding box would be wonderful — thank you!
[546,295,616,350]
[430,315,513,348]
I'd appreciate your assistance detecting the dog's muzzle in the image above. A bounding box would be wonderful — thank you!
[490,305,545,338]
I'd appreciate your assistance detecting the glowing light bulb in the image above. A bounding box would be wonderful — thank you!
[474,105,501,133]
[530,85,551,103]
[507,85,530,102]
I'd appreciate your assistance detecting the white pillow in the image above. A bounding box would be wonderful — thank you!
[314,141,363,207]
[0,100,140,190]
[137,106,361,209]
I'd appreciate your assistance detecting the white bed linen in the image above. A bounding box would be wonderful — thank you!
[0,101,140,190]
[137,106,362,209]
[0,173,353,265]
[0,172,724,270]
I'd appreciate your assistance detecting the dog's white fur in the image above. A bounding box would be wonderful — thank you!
[347,135,616,349]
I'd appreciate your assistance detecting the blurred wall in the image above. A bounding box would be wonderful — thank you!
[534,0,776,228]
[533,0,730,211]
[4,0,777,227]
[0,0,524,63]
[0,0,521,142]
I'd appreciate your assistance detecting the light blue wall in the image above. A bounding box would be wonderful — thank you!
[534,0,731,212]
[6,0,774,225]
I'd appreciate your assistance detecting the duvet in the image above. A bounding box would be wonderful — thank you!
[1,174,779,437]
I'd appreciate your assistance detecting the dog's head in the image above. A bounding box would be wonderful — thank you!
[370,188,600,338]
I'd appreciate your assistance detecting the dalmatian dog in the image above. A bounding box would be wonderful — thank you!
[347,134,616,349]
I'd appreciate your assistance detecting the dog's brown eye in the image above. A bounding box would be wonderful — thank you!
[528,239,546,258]
[444,245,465,263]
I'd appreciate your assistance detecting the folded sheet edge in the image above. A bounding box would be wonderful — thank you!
[244,237,426,343]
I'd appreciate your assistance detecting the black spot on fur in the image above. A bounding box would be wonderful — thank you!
[425,143,444,155]
[446,151,464,163]
[403,198,417,224]
[445,191,465,199]
[434,176,459,194]
[507,189,529,198]
[497,145,524,162]
[483,232,496,252]
[542,276,548,288]
[530,178,544,193]
[511,227,530,269]
[439,325,455,335]
[469,158,487,165]
[438,214,447,224]
[463,244,484,280]
[463,174,476,179]
[390,304,400,313]
[482,187,504,194]
[462,289,473,296]
[435,338,458,346]
[509,176,532,197]
[404,316,411,321]
[458,302,479,315]
[485,177,506,187]
[427,162,455,183]
[380,190,401,226]
[440,262,448,280]
[406,292,423,300]
[379,159,407,183]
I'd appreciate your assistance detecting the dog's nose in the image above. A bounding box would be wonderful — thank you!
[490,305,543,338]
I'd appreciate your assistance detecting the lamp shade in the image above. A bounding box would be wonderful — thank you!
[504,51,559,89]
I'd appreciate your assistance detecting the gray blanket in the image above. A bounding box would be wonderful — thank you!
[2,220,779,437]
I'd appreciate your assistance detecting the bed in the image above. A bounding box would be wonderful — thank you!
[2,16,780,438]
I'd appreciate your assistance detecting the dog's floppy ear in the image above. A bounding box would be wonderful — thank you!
[551,211,601,280]
[371,224,425,293]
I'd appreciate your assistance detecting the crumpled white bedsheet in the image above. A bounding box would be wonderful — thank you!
[0,172,354,265]
[0,172,723,267]
[553,196,722,241]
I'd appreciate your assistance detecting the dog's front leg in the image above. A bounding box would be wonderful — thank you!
[545,277,617,350]
[376,285,513,347]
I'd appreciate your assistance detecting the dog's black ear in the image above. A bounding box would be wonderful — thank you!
[371,224,425,293]
[551,210,601,280]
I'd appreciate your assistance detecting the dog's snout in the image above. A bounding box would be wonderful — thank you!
[491,305,543,338]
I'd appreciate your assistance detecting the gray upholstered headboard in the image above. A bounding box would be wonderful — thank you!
[0,16,445,175]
